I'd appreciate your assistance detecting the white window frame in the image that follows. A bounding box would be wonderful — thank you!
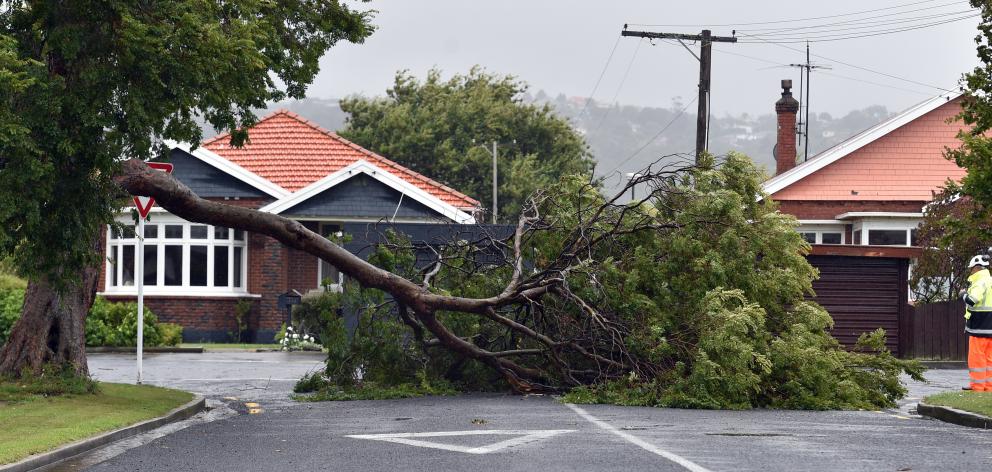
[796,224,846,245]
[316,222,345,292]
[102,214,249,296]
[851,218,922,247]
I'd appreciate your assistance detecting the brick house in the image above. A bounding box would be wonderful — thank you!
[764,80,967,353]
[99,110,480,342]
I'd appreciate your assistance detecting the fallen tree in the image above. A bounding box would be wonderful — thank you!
[116,153,922,409]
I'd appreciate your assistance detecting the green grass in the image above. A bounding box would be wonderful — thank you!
[293,382,457,402]
[0,382,193,464]
[924,391,992,417]
[180,343,280,350]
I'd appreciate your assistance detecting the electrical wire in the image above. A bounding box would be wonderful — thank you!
[606,95,697,176]
[817,71,938,96]
[625,0,958,28]
[737,32,955,92]
[739,8,975,36]
[578,35,622,119]
[735,12,978,43]
[592,38,645,133]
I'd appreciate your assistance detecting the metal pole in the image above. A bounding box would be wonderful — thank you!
[492,141,498,224]
[136,217,144,384]
[804,42,811,162]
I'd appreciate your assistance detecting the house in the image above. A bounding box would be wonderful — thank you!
[764,80,967,354]
[99,110,481,342]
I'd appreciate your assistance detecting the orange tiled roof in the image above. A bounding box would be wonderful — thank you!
[202,110,479,210]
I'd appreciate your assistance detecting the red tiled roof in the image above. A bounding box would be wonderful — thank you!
[202,110,479,210]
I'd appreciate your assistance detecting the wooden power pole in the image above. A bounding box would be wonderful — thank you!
[621,26,737,162]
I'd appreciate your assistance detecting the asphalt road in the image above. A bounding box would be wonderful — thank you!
[61,353,992,472]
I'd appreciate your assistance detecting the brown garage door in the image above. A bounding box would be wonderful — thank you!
[807,255,908,354]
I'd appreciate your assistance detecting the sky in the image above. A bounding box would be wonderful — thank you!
[310,0,980,117]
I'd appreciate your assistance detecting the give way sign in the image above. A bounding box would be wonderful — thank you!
[133,162,174,219]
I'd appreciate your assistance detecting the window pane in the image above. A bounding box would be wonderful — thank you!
[165,225,183,239]
[110,246,118,286]
[143,224,158,239]
[213,246,229,287]
[108,225,119,240]
[164,245,183,286]
[122,245,135,286]
[144,245,157,286]
[320,259,340,286]
[190,225,208,239]
[214,227,229,240]
[234,247,243,288]
[800,232,816,244]
[910,228,919,246]
[234,229,245,241]
[868,229,908,246]
[190,245,207,286]
[854,230,862,245]
[822,233,842,244]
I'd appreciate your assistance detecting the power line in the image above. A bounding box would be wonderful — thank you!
[577,35,622,119]
[737,32,955,92]
[735,13,978,43]
[606,95,697,175]
[625,0,958,28]
[818,71,937,96]
[592,39,645,132]
[739,8,975,36]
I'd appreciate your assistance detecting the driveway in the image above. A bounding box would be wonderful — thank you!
[67,353,989,472]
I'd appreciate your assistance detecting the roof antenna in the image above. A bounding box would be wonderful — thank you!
[391,192,405,223]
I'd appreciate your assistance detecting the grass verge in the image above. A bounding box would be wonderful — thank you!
[923,391,992,417]
[293,382,456,401]
[0,381,193,464]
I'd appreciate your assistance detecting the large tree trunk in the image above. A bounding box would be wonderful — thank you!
[0,238,101,378]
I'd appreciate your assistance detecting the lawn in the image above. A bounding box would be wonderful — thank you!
[0,382,193,464]
[180,342,280,350]
[923,391,992,417]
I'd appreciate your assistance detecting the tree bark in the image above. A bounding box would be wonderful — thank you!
[0,237,101,378]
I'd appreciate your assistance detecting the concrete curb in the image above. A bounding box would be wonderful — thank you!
[86,346,203,354]
[917,402,992,429]
[0,395,207,472]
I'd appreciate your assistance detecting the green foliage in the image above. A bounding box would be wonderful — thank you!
[950,2,992,210]
[0,287,23,345]
[228,299,253,343]
[0,1,374,284]
[340,67,595,220]
[910,187,991,302]
[293,378,456,402]
[85,297,162,347]
[157,323,183,347]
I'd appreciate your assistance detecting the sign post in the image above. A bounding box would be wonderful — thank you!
[133,162,173,384]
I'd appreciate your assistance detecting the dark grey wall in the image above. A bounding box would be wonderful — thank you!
[169,148,270,199]
[283,173,442,220]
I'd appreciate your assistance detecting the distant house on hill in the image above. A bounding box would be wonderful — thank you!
[99,110,481,342]
[764,79,966,354]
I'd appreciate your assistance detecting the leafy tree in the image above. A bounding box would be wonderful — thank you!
[339,67,595,221]
[911,186,992,302]
[0,0,374,377]
[950,1,992,207]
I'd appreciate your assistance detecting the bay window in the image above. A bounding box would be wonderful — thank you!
[105,218,247,294]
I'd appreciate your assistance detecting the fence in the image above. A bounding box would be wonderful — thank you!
[903,300,967,360]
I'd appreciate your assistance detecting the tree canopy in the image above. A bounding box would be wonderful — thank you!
[0,0,375,280]
[339,67,595,221]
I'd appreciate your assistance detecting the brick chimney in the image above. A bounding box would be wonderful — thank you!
[774,79,800,175]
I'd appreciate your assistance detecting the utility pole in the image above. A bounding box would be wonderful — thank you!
[787,42,830,161]
[621,26,737,163]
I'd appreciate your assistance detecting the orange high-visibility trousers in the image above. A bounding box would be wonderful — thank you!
[969,336,992,391]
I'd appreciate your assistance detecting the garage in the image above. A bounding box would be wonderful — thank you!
[807,255,910,355]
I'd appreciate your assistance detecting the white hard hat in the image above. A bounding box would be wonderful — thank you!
[969,255,990,268]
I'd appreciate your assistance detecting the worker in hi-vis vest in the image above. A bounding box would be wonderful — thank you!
[962,254,992,391]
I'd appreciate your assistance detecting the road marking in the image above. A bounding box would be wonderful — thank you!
[565,403,712,472]
[345,429,574,454]
[244,402,260,408]
[245,402,263,414]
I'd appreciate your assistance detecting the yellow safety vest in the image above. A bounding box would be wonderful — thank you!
[964,269,992,337]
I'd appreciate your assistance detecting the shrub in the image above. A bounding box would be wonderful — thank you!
[86,297,162,347]
[0,287,25,345]
[158,323,183,347]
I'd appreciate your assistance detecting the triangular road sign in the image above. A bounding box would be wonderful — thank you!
[133,162,174,219]
[345,429,574,454]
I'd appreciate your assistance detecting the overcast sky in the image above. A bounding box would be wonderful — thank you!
[309,0,980,117]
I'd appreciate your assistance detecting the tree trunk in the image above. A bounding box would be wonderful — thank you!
[0,238,101,378]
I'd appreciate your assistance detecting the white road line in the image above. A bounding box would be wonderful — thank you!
[565,403,712,472]
[345,430,575,454]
